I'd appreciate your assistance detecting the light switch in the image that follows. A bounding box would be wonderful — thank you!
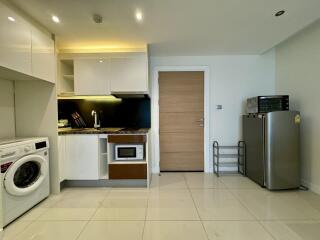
[216,105,223,110]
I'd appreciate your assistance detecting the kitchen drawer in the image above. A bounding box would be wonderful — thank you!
[109,163,147,179]
[108,135,146,143]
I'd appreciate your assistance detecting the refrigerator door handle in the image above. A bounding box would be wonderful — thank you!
[262,115,266,187]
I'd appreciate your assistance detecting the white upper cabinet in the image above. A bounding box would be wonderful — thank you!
[74,58,110,95]
[31,27,55,83]
[0,2,55,83]
[110,54,148,93]
[0,4,32,75]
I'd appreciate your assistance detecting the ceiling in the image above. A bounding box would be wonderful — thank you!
[9,0,320,56]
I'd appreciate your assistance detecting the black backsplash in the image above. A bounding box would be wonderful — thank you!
[58,98,151,128]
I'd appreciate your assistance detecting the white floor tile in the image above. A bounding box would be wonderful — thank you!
[184,172,226,189]
[2,220,32,240]
[92,207,146,220]
[219,175,260,189]
[53,188,109,208]
[38,208,96,221]
[191,189,255,220]
[18,206,49,221]
[77,221,144,240]
[232,189,320,220]
[143,221,208,240]
[262,220,320,240]
[150,173,188,189]
[4,174,320,240]
[102,198,148,208]
[203,221,274,240]
[146,207,199,220]
[13,221,87,240]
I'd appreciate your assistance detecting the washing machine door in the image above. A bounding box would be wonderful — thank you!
[4,154,48,196]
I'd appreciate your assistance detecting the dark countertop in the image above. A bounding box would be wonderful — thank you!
[58,127,150,135]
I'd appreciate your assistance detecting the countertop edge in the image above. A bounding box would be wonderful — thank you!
[58,128,150,135]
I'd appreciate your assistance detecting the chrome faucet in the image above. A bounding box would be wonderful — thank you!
[91,110,100,129]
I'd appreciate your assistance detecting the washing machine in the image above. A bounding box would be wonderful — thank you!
[0,137,50,226]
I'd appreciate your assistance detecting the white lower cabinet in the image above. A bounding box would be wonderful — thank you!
[59,135,100,181]
[58,136,66,182]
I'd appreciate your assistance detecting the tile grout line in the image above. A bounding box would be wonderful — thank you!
[4,219,34,239]
[183,173,210,240]
[74,188,112,240]
[140,187,150,240]
[10,192,71,239]
[227,185,278,240]
[227,187,259,221]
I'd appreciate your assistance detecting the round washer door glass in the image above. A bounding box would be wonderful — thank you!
[14,161,40,188]
[4,154,48,196]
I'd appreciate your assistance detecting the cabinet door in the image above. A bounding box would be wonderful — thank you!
[65,135,99,180]
[110,55,148,93]
[0,3,32,75]
[74,58,110,95]
[58,136,66,182]
[31,27,55,83]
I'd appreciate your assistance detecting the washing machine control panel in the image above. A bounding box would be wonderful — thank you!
[0,144,36,160]
[0,138,48,161]
[0,148,18,159]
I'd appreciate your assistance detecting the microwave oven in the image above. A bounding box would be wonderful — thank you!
[247,95,289,114]
[114,144,144,161]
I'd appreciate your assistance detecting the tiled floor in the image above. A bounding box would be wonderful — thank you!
[3,173,320,240]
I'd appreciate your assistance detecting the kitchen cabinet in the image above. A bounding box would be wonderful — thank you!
[59,52,149,95]
[31,27,55,83]
[0,2,55,83]
[58,136,66,182]
[58,132,151,186]
[110,54,148,93]
[109,163,147,179]
[64,135,100,180]
[0,3,32,75]
[74,58,110,95]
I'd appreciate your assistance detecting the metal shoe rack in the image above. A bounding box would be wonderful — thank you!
[213,141,246,177]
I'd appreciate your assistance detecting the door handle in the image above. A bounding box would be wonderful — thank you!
[195,118,204,127]
[195,118,204,123]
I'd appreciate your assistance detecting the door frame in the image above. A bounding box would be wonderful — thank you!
[152,66,210,173]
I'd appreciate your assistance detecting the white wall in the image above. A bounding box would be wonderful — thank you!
[150,52,276,172]
[0,79,15,138]
[275,20,320,194]
[14,80,59,194]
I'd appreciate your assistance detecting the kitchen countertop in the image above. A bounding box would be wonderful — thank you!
[58,127,150,135]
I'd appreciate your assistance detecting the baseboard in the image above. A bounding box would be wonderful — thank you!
[60,179,147,189]
[301,179,320,194]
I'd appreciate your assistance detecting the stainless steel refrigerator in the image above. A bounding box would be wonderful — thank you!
[243,111,301,190]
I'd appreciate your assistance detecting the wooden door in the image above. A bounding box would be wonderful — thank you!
[159,71,204,171]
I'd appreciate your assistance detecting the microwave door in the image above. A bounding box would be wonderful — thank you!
[118,147,136,159]
[117,146,137,160]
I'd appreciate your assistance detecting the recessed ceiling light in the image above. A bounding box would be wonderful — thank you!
[8,16,15,22]
[52,15,60,23]
[93,14,103,24]
[99,60,103,63]
[275,10,285,17]
[135,11,143,22]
